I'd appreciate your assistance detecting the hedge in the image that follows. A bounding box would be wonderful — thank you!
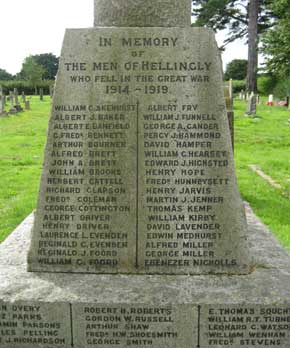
[0,80,54,95]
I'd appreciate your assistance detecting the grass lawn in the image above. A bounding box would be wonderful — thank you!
[0,96,290,252]
[234,98,290,251]
[0,96,50,241]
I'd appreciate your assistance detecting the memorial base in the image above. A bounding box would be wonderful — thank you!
[1,204,290,348]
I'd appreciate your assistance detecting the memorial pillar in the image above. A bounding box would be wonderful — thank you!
[28,0,252,275]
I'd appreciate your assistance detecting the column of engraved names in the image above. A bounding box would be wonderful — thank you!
[0,303,69,347]
[202,305,290,347]
[73,304,185,348]
[140,102,230,269]
[38,103,136,271]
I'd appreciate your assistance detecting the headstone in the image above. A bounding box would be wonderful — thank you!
[239,89,245,100]
[25,100,30,110]
[28,1,251,276]
[268,94,274,106]
[9,91,17,114]
[256,93,260,105]
[224,84,234,150]
[0,2,289,348]
[0,86,4,116]
[228,78,233,100]
[0,94,7,117]
[39,87,44,101]
[245,92,257,116]
[49,85,54,98]
[13,88,23,112]
[22,91,26,103]
[14,88,19,105]
[285,96,289,108]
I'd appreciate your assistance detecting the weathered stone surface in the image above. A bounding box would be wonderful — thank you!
[28,27,251,275]
[94,0,191,27]
[1,206,290,347]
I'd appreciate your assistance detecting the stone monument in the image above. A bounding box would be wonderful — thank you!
[28,0,251,275]
[1,1,290,347]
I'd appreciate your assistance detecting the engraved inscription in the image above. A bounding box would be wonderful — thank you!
[28,28,250,274]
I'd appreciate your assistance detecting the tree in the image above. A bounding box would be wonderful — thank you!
[32,53,59,80]
[0,69,13,81]
[192,0,273,92]
[247,0,259,92]
[21,56,46,94]
[262,0,290,76]
[224,59,248,80]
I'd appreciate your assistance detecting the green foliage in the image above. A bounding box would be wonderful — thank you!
[257,74,278,95]
[224,59,248,80]
[231,80,246,93]
[273,77,290,99]
[262,0,290,76]
[20,56,46,92]
[0,69,14,81]
[33,53,59,80]
[192,0,273,47]
[0,80,54,95]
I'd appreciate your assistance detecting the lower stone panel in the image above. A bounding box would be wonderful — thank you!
[1,302,290,347]
[1,207,290,347]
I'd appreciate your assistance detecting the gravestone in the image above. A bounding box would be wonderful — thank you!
[0,93,7,117]
[49,85,54,98]
[22,91,26,103]
[239,89,245,100]
[8,91,17,114]
[28,1,251,276]
[0,86,5,116]
[25,100,30,110]
[39,87,44,101]
[1,1,290,348]
[245,92,257,116]
[14,88,23,112]
[224,84,234,150]
[268,94,274,106]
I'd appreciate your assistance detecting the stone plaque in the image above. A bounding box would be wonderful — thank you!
[72,304,196,347]
[1,301,290,348]
[28,28,251,274]
[0,302,70,347]
[200,305,290,348]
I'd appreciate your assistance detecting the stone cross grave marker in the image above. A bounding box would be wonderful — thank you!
[28,0,251,275]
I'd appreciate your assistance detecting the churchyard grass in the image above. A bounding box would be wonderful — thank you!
[0,96,290,252]
[234,98,290,251]
[0,97,50,241]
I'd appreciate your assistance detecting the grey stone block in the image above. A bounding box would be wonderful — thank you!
[1,206,290,347]
[94,0,191,27]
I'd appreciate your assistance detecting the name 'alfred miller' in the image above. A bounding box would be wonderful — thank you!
[121,37,178,47]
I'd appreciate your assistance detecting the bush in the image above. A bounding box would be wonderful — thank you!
[273,77,290,99]
[224,59,248,81]
[0,80,54,95]
[257,75,278,96]
[231,80,246,94]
